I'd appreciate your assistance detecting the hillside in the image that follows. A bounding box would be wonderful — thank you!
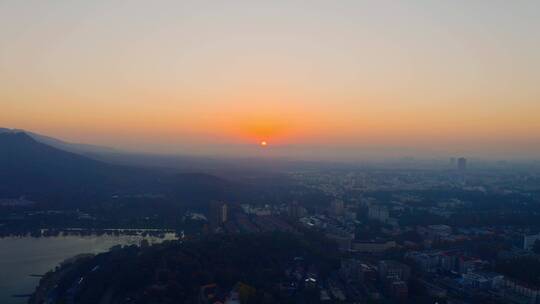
[30,232,340,304]
[0,131,233,206]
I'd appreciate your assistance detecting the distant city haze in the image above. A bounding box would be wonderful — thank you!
[2,1,539,160]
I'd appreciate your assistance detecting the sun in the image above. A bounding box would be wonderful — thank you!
[260,140,268,147]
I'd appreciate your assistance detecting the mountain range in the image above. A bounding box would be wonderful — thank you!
[0,128,115,154]
[0,128,233,206]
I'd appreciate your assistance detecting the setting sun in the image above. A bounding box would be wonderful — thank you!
[260,141,268,147]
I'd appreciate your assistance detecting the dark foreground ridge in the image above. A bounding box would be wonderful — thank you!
[30,232,340,304]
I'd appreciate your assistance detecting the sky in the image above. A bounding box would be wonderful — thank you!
[1,0,539,160]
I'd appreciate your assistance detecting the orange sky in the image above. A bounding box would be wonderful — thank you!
[1,1,539,160]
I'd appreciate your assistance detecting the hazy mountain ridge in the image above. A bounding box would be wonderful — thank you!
[0,127,115,154]
[0,132,131,198]
[0,131,234,206]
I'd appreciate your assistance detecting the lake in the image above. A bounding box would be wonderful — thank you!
[0,233,177,304]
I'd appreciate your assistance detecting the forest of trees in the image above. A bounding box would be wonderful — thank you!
[31,232,341,304]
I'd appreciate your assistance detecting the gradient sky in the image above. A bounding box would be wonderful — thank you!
[1,1,539,160]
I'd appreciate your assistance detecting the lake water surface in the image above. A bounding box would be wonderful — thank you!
[0,233,176,304]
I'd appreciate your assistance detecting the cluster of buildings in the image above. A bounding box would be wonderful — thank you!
[331,258,413,302]
[207,201,296,235]
[378,260,411,300]
[204,164,540,303]
[406,249,486,274]
[199,282,249,304]
[405,248,540,304]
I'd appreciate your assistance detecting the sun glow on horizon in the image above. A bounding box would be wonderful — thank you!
[1,1,540,159]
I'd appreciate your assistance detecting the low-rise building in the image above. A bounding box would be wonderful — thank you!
[351,240,396,254]
[501,278,540,304]
[523,233,540,251]
[378,260,411,282]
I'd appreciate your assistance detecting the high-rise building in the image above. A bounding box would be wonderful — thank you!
[368,205,389,223]
[209,201,228,229]
[457,157,467,171]
[329,199,345,216]
[287,201,306,218]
